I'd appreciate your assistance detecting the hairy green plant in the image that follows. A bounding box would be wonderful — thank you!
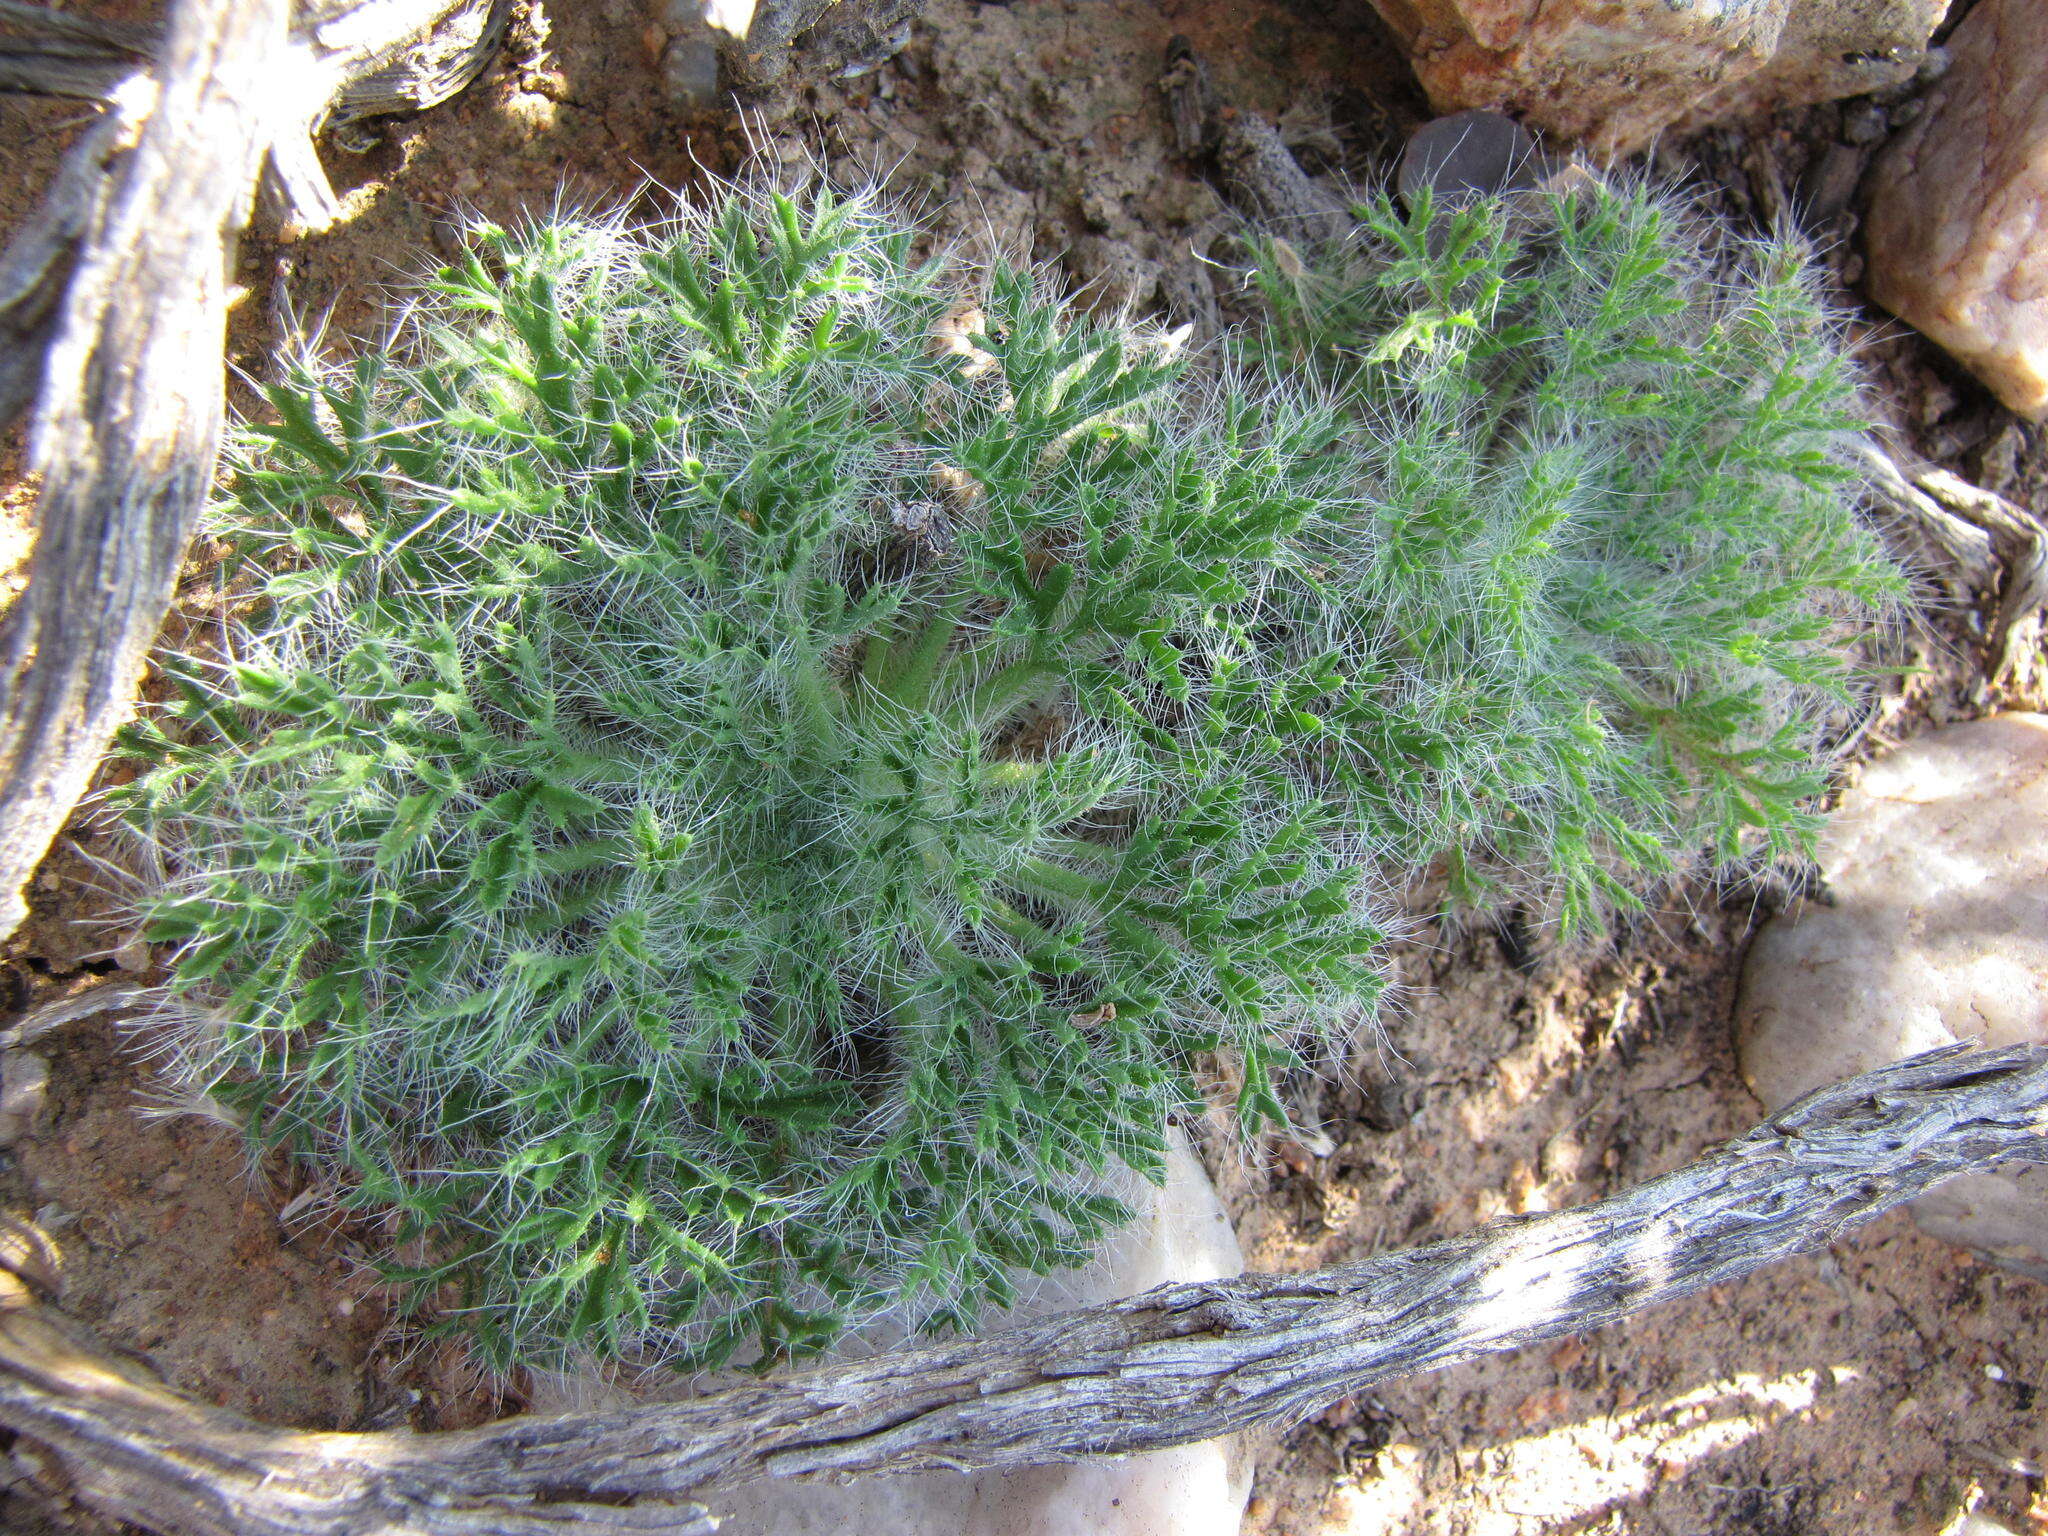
[115,190,1389,1370]
[115,179,1899,1371]
[1244,183,1902,929]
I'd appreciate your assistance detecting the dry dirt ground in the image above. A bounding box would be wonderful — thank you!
[3,1,2048,1532]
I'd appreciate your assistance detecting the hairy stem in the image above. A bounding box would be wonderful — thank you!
[954,654,1060,733]
[1011,853,1116,913]
[879,596,967,710]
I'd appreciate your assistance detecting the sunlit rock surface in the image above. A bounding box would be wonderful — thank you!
[1866,0,2048,418]
[1358,0,1942,156]
[1738,714,2048,1278]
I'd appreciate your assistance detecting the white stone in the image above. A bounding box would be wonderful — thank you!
[0,1051,48,1148]
[1865,0,2048,418]
[529,1128,1250,1536]
[1950,1518,2024,1536]
[1737,713,2048,1276]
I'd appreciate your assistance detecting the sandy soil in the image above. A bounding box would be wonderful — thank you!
[1,1,2045,1532]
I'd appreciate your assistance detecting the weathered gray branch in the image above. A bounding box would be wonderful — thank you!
[1852,439,2048,679]
[0,0,505,945]
[0,0,291,949]
[1911,464,2048,680]
[1,0,504,127]
[0,0,155,99]
[0,1042,2043,1536]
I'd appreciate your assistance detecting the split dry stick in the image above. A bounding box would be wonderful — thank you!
[1850,439,2048,679]
[0,0,504,943]
[1910,465,2048,680]
[0,1042,2042,1536]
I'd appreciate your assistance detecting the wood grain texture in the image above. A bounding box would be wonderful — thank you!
[0,0,506,944]
[0,0,505,121]
[0,0,288,945]
[0,1042,2042,1536]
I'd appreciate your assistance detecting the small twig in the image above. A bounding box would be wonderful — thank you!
[0,51,134,99]
[0,983,144,1051]
[1911,466,2048,679]
[1849,438,1997,587]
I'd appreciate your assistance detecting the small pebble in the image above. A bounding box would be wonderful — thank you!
[1841,100,1890,146]
[1398,110,1544,208]
[662,32,721,110]
[0,1052,49,1149]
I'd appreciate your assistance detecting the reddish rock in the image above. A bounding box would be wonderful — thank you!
[1364,0,1943,156]
[1865,0,2048,419]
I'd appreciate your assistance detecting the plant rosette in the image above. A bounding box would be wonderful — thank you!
[115,179,1898,1371]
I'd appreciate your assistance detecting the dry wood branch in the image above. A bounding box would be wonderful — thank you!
[1851,439,2048,679]
[0,1042,2042,1536]
[1911,465,2048,680]
[1,0,503,125]
[0,73,153,424]
[1851,437,1998,587]
[0,0,504,944]
[0,0,155,98]
[0,0,290,946]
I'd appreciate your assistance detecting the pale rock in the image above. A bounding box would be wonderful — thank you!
[1737,714,2048,1278]
[1398,110,1544,205]
[1865,0,2048,418]
[1362,0,1943,157]
[0,1050,47,1147]
[528,1129,1250,1536]
[1954,1517,2025,1536]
